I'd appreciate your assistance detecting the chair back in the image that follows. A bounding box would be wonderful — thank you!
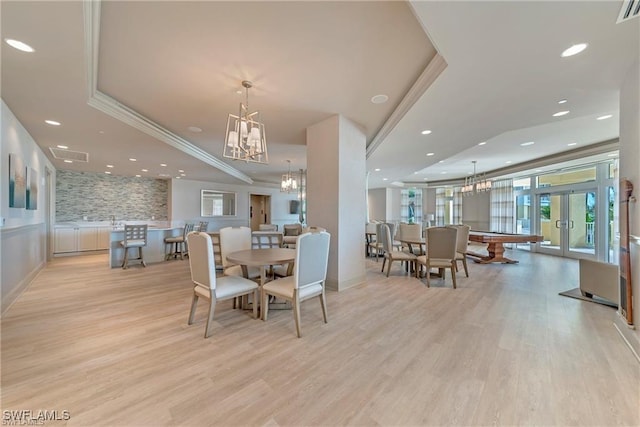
[294,231,331,290]
[399,223,421,240]
[259,224,278,231]
[186,232,217,291]
[426,227,458,260]
[123,224,148,246]
[302,226,326,233]
[183,223,196,238]
[197,221,209,232]
[379,224,393,253]
[252,231,283,249]
[449,224,470,254]
[283,223,302,237]
[219,226,252,269]
[365,222,377,234]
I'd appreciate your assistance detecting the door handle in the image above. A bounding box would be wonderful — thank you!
[569,220,574,229]
[555,220,562,228]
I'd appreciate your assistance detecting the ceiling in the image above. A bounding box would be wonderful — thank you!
[2,1,638,189]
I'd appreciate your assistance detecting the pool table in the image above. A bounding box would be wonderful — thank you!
[467,231,543,264]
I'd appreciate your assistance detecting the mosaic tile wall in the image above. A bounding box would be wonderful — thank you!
[56,170,168,222]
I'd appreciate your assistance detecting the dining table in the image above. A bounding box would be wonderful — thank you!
[397,236,426,255]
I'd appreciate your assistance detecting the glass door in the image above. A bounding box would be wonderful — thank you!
[538,190,597,259]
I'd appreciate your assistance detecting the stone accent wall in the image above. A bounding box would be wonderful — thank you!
[56,170,168,222]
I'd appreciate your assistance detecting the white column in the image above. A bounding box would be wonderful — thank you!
[306,115,366,291]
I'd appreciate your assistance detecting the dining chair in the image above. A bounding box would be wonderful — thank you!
[186,232,259,338]
[416,227,458,288]
[365,222,377,257]
[448,224,471,277]
[197,221,209,232]
[262,231,331,338]
[252,231,291,278]
[219,226,261,280]
[119,224,148,269]
[399,223,424,255]
[380,223,417,277]
[259,224,278,231]
[164,223,195,260]
[282,223,303,248]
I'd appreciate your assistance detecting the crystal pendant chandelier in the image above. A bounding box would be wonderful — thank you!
[281,160,298,193]
[461,161,492,195]
[223,80,268,164]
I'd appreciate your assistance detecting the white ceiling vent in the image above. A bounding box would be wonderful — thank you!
[617,0,640,23]
[49,147,89,162]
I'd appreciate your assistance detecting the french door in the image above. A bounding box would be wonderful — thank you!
[537,190,597,260]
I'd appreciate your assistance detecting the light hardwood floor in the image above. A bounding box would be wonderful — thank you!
[2,249,639,426]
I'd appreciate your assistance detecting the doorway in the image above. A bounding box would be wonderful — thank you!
[537,190,597,260]
[250,194,271,231]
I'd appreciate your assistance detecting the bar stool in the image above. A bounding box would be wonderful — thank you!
[120,224,148,269]
[165,223,194,260]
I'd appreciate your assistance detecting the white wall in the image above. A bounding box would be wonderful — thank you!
[368,188,387,221]
[169,178,300,231]
[617,59,640,356]
[1,100,55,313]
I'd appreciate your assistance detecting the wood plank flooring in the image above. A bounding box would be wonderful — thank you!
[2,249,639,426]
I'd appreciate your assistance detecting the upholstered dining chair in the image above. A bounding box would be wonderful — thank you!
[219,226,261,281]
[262,231,331,338]
[259,224,278,231]
[398,223,424,255]
[448,224,471,277]
[164,223,195,260]
[416,227,458,288]
[119,224,148,269]
[282,223,303,248]
[380,224,417,277]
[186,232,259,338]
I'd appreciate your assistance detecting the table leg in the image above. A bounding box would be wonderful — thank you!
[467,242,519,264]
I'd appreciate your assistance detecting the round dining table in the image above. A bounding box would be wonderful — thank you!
[226,248,296,287]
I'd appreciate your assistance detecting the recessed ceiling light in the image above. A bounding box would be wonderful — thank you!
[567,142,577,146]
[535,169,543,172]
[236,90,243,95]
[553,111,570,117]
[438,160,445,163]
[426,152,435,156]
[374,168,381,172]
[414,172,419,175]
[141,169,148,172]
[441,171,447,174]
[176,177,181,179]
[98,130,105,134]
[597,114,613,120]
[478,141,487,146]
[383,178,388,181]
[105,171,111,175]
[178,170,184,173]
[45,120,61,126]
[187,126,202,133]
[106,164,114,168]
[159,173,170,177]
[5,38,34,52]
[181,173,186,177]
[561,43,588,57]
[160,163,167,167]
[421,130,432,135]
[520,141,535,146]
[64,160,73,163]
[558,99,568,104]
[371,94,388,104]
[129,158,137,162]
[56,145,68,149]
[505,160,512,164]
[136,174,141,178]
[423,177,428,180]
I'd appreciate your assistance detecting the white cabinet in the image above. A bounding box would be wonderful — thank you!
[54,226,112,254]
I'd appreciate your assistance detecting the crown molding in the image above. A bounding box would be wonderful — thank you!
[82,0,253,184]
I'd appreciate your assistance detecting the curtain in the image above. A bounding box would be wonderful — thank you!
[453,187,463,224]
[435,188,446,226]
[490,179,514,233]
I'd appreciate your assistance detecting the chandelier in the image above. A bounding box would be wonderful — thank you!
[223,80,268,164]
[281,160,298,193]
[461,161,492,195]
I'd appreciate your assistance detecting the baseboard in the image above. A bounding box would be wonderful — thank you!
[326,274,366,292]
[1,260,46,315]
[613,313,640,364]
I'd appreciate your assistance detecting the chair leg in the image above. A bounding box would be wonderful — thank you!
[386,259,392,277]
[293,298,302,338]
[179,242,184,260]
[139,247,146,267]
[188,293,199,325]
[319,292,328,323]
[204,300,216,338]
[451,262,457,289]
[122,247,128,269]
[462,257,469,277]
[425,264,431,287]
[381,257,386,273]
[252,289,259,319]
[262,289,269,321]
